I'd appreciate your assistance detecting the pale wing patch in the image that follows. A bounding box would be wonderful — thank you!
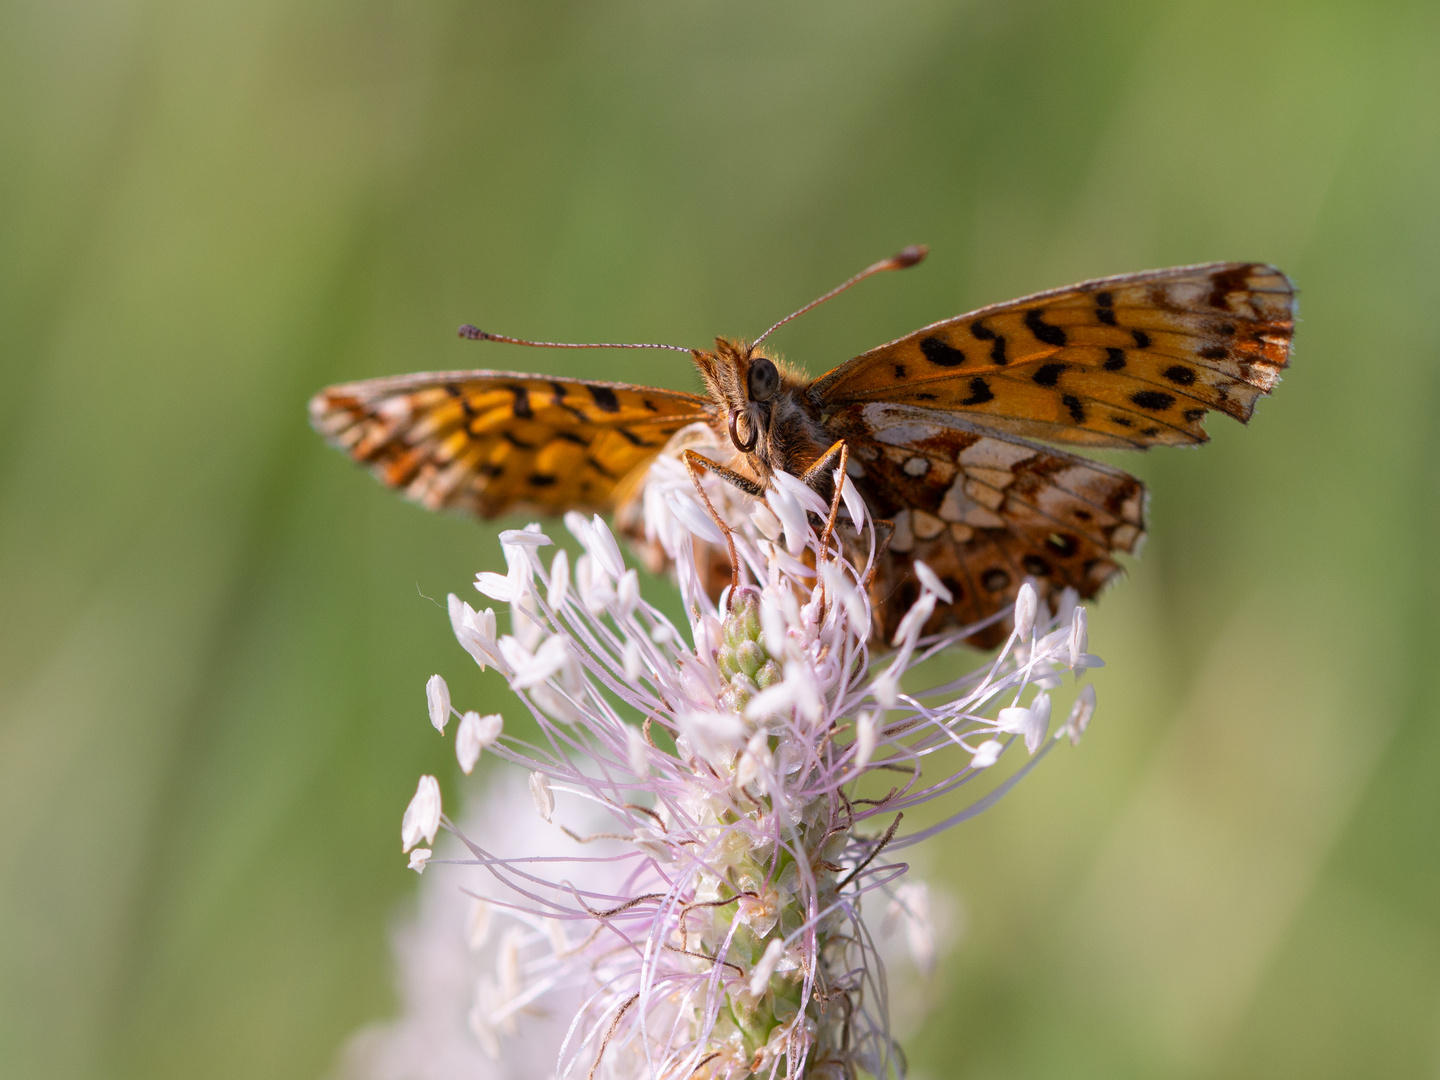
[834,403,1145,646]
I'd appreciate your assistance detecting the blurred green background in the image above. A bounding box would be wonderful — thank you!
[3,1,1438,1077]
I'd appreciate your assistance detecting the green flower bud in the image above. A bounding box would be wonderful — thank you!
[755,659,782,689]
[735,640,765,678]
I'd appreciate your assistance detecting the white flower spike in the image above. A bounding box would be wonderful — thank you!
[366,426,1110,1080]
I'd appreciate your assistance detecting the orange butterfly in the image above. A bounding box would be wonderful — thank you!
[310,249,1295,646]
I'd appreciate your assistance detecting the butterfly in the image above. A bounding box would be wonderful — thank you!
[310,249,1295,647]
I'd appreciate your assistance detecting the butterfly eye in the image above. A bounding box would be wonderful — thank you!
[747,357,780,402]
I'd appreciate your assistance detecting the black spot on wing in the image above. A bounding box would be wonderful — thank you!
[1131,390,1175,411]
[919,336,967,367]
[616,427,653,447]
[1104,348,1126,371]
[1162,365,1197,386]
[971,319,1008,364]
[1183,408,1206,422]
[958,377,994,406]
[893,363,908,378]
[1096,291,1116,325]
[502,430,538,449]
[1024,309,1067,347]
[981,568,1011,592]
[507,384,533,419]
[1045,533,1079,557]
[589,385,620,412]
[1022,555,1051,576]
[1132,329,1152,349]
[528,473,557,487]
[1032,362,1066,387]
[1200,345,1228,360]
[1062,395,1086,423]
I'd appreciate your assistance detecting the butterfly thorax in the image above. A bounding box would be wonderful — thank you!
[692,337,831,488]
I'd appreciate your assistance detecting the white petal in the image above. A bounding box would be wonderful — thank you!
[466,898,494,950]
[737,729,772,788]
[913,560,953,603]
[891,592,936,647]
[1069,606,1089,667]
[1064,683,1097,745]
[1026,691,1052,753]
[426,673,451,734]
[548,548,570,610]
[588,514,627,580]
[456,711,502,774]
[677,709,746,765]
[529,771,554,822]
[509,633,571,690]
[839,473,868,532]
[499,527,552,548]
[749,939,786,997]
[670,491,726,544]
[616,569,640,618]
[892,882,936,976]
[871,667,899,708]
[623,638,644,682]
[407,848,432,874]
[854,711,877,771]
[750,501,783,541]
[401,775,441,851]
[474,572,514,602]
[759,594,789,659]
[626,724,649,776]
[783,659,824,722]
[1014,582,1038,641]
[767,481,809,557]
[971,739,1003,768]
[996,706,1032,735]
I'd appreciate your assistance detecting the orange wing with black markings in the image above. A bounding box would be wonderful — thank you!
[309,370,710,519]
[813,262,1295,448]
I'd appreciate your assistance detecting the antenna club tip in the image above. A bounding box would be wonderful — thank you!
[893,244,928,269]
[458,324,487,340]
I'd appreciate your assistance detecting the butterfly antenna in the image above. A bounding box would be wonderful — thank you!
[750,244,927,348]
[458,326,694,355]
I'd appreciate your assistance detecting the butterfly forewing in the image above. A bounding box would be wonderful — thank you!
[310,370,710,518]
[813,262,1295,449]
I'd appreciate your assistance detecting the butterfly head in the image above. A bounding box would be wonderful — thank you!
[692,337,815,476]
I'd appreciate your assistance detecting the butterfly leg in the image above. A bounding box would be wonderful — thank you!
[682,449,765,602]
[799,439,850,560]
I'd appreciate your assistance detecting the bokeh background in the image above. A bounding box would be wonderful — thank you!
[3,1,1438,1077]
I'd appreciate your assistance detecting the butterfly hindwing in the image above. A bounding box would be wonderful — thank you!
[310,370,710,518]
[812,262,1295,448]
[830,402,1147,646]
